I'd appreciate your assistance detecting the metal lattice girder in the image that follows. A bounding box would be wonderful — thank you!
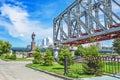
[53,0,120,45]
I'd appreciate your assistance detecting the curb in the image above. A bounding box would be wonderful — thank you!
[109,74,120,79]
[26,65,74,80]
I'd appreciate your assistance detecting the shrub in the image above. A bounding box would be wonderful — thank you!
[5,53,11,59]
[5,52,17,60]
[58,49,74,66]
[33,52,43,64]
[33,59,43,64]
[69,63,82,75]
[75,44,103,75]
[32,47,43,64]
[44,49,54,66]
[10,53,17,60]
[75,45,84,56]
[83,56,103,75]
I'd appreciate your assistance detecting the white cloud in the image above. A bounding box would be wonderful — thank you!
[20,33,24,37]
[0,3,53,42]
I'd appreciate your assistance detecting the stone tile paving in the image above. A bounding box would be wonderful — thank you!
[0,59,62,80]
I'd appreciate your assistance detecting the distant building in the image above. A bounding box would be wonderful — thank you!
[46,37,53,46]
[42,38,47,46]
[41,37,53,48]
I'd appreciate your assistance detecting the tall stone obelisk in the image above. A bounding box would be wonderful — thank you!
[31,32,36,51]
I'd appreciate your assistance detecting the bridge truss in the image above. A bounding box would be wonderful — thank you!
[53,0,120,45]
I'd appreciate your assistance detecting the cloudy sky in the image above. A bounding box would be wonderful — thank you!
[0,0,75,47]
[0,0,119,47]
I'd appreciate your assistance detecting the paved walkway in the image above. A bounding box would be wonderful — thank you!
[81,75,120,80]
[1,59,120,80]
[75,74,120,80]
[0,59,63,80]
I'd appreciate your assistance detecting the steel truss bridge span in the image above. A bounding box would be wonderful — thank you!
[53,0,120,45]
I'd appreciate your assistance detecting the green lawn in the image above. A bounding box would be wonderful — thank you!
[0,55,31,61]
[27,63,64,75]
[27,63,96,78]
[27,62,120,78]
[103,62,120,74]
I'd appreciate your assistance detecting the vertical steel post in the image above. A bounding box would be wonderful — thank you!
[64,55,68,75]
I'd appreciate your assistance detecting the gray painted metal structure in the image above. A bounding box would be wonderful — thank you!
[53,0,120,45]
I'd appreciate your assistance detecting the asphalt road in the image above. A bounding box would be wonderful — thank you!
[0,59,63,80]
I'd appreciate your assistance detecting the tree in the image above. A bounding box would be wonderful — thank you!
[75,45,84,56]
[86,44,99,56]
[82,44,102,75]
[0,40,4,56]
[113,38,120,55]
[32,47,43,64]
[0,40,11,56]
[58,49,74,66]
[2,41,11,54]
[44,49,54,66]
[75,45,99,57]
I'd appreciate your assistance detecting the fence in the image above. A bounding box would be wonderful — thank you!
[67,56,120,77]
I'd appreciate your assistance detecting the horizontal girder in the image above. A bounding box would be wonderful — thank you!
[53,0,120,45]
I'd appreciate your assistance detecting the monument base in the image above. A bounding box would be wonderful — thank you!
[28,51,34,57]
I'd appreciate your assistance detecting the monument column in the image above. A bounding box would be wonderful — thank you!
[28,32,36,57]
[31,32,36,51]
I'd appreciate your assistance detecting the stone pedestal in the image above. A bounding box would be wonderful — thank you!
[28,51,34,57]
[53,47,59,62]
[31,42,36,51]
[69,46,77,57]
[28,42,36,57]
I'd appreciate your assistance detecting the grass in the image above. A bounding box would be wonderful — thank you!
[103,62,120,74]
[27,63,64,75]
[27,63,97,78]
[68,63,95,78]
[16,58,32,61]
[27,62,120,78]
[0,55,31,61]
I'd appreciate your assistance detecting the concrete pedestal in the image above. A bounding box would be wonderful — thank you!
[31,42,36,51]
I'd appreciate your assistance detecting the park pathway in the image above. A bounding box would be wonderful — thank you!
[0,59,62,80]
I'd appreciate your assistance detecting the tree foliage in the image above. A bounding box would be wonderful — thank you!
[75,45,99,57]
[83,56,103,75]
[33,47,43,64]
[75,45,84,56]
[86,45,99,56]
[58,49,74,66]
[81,44,102,75]
[0,40,11,56]
[44,49,54,66]
[5,52,17,60]
[5,53,11,59]
[113,38,120,55]
[10,52,17,60]
[0,40,4,56]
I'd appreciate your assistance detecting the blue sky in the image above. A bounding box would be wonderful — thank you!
[0,0,75,47]
[0,0,117,47]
